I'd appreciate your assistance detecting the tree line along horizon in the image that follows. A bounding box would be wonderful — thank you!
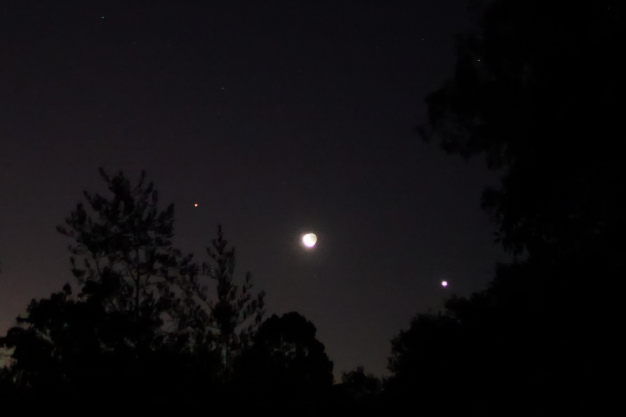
[1,1,622,414]
[0,167,337,409]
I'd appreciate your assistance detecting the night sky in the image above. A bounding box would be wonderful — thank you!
[0,0,505,377]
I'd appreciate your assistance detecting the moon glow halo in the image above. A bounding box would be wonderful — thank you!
[302,233,317,248]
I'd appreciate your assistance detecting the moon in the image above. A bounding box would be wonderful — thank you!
[441,280,448,287]
[302,233,317,248]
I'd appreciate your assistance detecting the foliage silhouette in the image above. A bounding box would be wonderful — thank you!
[340,366,382,402]
[193,225,266,374]
[410,0,624,414]
[0,169,269,407]
[385,313,484,416]
[55,168,198,351]
[232,312,333,416]
[419,0,624,258]
[327,366,384,417]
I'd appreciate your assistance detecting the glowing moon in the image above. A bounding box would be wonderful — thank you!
[302,233,317,248]
[441,280,448,287]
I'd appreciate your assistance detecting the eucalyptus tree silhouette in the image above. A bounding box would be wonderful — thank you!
[413,1,624,413]
[0,169,266,406]
[232,312,333,416]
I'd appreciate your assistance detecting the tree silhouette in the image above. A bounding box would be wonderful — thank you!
[1,169,271,406]
[0,284,140,404]
[385,313,485,416]
[419,0,624,258]
[328,366,383,417]
[176,225,266,376]
[232,312,333,416]
[413,1,623,413]
[56,168,197,351]
[340,367,382,403]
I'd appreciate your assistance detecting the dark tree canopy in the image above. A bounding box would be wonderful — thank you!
[417,0,625,336]
[0,169,267,407]
[410,1,623,413]
[235,312,333,386]
[420,0,625,257]
[56,168,196,349]
[340,367,381,400]
[177,225,266,376]
[232,312,334,416]
[386,314,482,415]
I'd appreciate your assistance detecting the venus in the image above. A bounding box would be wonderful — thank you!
[302,233,317,248]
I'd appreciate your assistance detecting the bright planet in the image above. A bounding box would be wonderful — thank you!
[302,233,317,248]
